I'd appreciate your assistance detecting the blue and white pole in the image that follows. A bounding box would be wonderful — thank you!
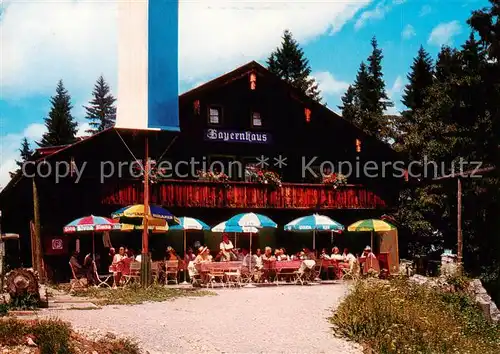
[116,0,179,131]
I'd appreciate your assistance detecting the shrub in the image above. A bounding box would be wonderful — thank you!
[330,278,500,353]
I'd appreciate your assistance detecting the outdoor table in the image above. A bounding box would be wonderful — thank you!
[275,260,302,282]
[198,261,243,273]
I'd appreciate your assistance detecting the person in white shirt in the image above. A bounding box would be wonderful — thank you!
[253,248,263,270]
[330,247,344,261]
[219,233,236,261]
[135,254,142,262]
[241,249,255,268]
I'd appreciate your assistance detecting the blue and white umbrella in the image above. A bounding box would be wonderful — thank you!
[284,214,344,250]
[211,221,259,234]
[225,212,277,229]
[170,217,210,231]
[171,217,210,284]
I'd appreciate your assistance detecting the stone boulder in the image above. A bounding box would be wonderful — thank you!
[409,275,500,322]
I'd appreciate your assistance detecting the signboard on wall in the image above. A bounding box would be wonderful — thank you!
[204,129,271,144]
[43,237,68,256]
[116,0,179,131]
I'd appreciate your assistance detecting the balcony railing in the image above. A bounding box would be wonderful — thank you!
[101,179,388,209]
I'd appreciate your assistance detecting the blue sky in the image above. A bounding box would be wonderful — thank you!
[0,0,489,186]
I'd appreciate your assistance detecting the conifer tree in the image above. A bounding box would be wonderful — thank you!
[401,46,434,111]
[84,75,117,134]
[38,80,78,147]
[267,30,322,102]
[9,138,33,178]
[367,37,393,114]
[338,85,359,126]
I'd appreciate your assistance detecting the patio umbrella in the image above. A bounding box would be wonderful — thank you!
[347,219,396,249]
[111,204,179,225]
[224,212,277,287]
[63,215,120,258]
[171,217,210,284]
[211,221,259,249]
[284,214,344,250]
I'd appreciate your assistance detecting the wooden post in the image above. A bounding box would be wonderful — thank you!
[457,177,463,267]
[140,136,152,287]
[32,179,44,282]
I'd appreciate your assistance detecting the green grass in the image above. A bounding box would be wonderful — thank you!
[73,284,215,305]
[330,278,500,354]
[0,318,141,354]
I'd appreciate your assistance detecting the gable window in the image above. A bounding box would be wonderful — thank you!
[355,139,362,153]
[249,72,257,90]
[304,108,311,123]
[251,112,262,127]
[208,106,222,125]
[193,100,200,115]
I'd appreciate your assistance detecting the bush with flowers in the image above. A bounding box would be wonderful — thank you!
[322,173,348,188]
[132,160,168,184]
[197,170,230,183]
[245,166,282,188]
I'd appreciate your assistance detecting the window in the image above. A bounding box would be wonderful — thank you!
[208,106,221,125]
[249,72,257,90]
[193,100,200,115]
[355,139,362,153]
[251,112,262,127]
[304,108,311,123]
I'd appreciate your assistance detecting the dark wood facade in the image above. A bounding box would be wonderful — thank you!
[0,61,403,274]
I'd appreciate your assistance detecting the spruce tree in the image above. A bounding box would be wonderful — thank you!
[83,75,117,134]
[38,80,78,147]
[367,37,393,114]
[267,30,322,102]
[401,46,434,111]
[9,138,33,178]
[338,85,359,126]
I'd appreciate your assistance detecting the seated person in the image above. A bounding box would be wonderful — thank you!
[235,249,244,261]
[220,233,237,261]
[359,246,380,274]
[184,248,196,264]
[166,246,180,261]
[194,246,211,264]
[241,249,255,269]
[280,248,290,261]
[330,247,344,261]
[253,248,263,270]
[320,248,330,260]
[342,248,356,264]
[112,246,127,287]
[70,251,95,285]
[261,247,276,262]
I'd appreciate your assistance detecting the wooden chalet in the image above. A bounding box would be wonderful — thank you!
[0,61,403,280]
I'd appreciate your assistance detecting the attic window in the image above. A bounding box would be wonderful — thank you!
[193,100,200,115]
[208,106,221,125]
[249,72,257,90]
[355,139,362,153]
[304,108,311,123]
[251,112,262,127]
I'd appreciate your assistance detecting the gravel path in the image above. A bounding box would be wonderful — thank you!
[43,284,361,354]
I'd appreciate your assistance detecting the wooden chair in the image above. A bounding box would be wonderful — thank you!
[69,262,87,290]
[123,261,141,285]
[92,261,112,288]
[224,265,242,288]
[165,260,179,285]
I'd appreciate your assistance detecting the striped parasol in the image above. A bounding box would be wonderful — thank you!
[111,204,179,225]
[63,215,120,233]
[284,214,344,250]
[347,219,396,249]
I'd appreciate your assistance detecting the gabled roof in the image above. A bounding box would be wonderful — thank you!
[181,60,397,154]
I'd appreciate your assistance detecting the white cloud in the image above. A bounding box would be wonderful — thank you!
[401,24,416,39]
[0,123,46,188]
[1,0,373,98]
[355,0,405,30]
[419,5,432,17]
[76,122,92,138]
[389,75,404,96]
[428,21,462,47]
[385,75,404,115]
[312,72,350,95]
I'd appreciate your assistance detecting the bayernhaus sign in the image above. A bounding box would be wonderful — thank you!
[204,129,271,144]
